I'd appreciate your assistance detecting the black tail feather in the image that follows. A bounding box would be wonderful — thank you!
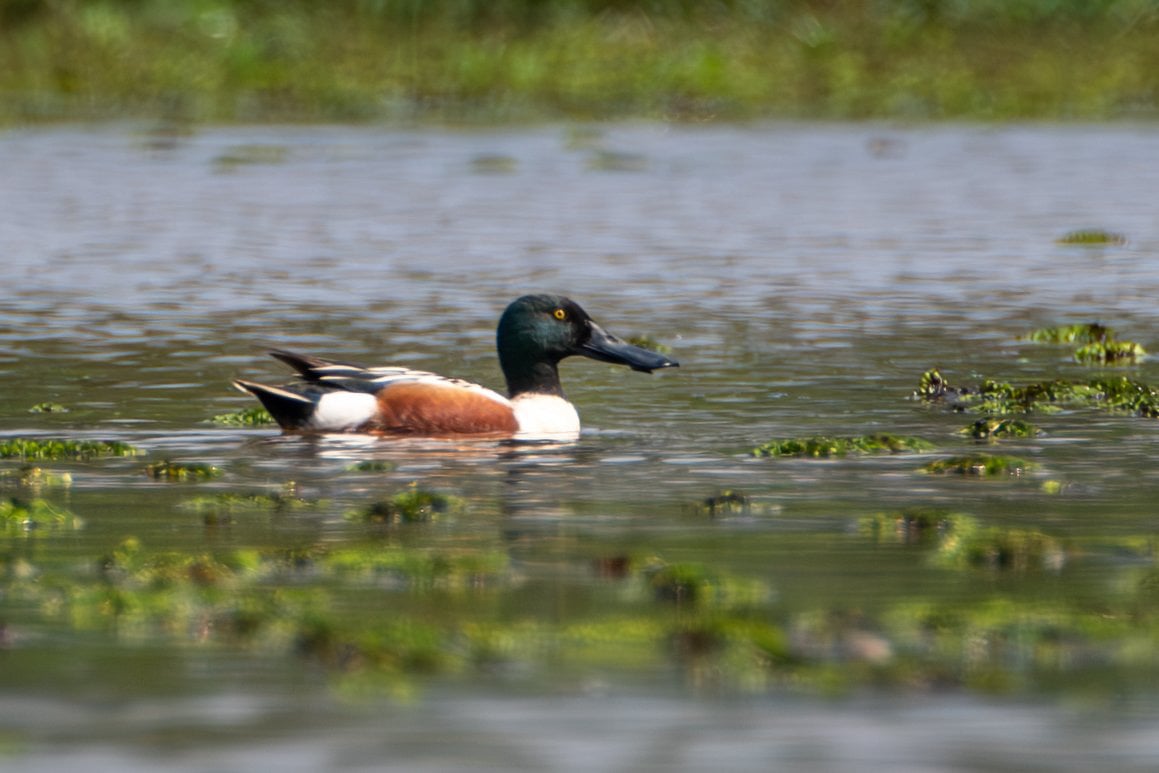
[267,349,367,382]
[232,379,315,429]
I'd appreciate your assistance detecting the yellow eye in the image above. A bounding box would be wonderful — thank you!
[553,308,567,321]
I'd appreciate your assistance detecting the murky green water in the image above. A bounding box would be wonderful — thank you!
[3,123,1159,770]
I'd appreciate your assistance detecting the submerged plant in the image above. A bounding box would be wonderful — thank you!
[751,433,933,458]
[0,438,141,460]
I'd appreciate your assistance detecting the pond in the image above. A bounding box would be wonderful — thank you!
[2,122,1159,770]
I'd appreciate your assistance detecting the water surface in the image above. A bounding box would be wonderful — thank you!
[3,123,1159,770]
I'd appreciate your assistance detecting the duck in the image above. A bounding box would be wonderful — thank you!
[232,294,678,438]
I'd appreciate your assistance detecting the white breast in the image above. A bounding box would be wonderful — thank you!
[511,394,580,440]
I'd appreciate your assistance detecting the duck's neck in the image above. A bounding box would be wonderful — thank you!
[502,359,565,399]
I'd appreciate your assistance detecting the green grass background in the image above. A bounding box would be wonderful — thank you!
[2,0,1156,123]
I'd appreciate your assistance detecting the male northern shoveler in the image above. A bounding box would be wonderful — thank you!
[232,294,678,438]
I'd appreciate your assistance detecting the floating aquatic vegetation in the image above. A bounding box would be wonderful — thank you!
[916,369,1063,414]
[1024,323,1114,344]
[915,368,954,401]
[145,460,223,481]
[1024,323,1145,365]
[211,407,276,427]
[920,454,1035,476]
[1056,229,1127,245]
[0,437,141,460]
[916,369,1159,417]
[0,497,82,535]
[1073,340,1146,365]
[347,484,465,525]
[27,402,68,414]
[962,417,1040,440]
[751,433,934,458]
[1088,376,1159,416]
